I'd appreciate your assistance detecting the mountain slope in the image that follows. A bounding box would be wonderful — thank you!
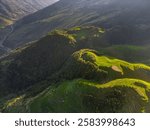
[0,0,58,27]
[0,26,150,113]
[2,51,150,112]
[1,0,150,50]
[2,78,150,113]
[0,26,106,95]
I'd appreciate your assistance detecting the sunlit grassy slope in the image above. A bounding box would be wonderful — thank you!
[81,50,150,74]
[53,49,150,82]
[2,49,150,113]
[2,78,150,113]
[1,26,150,113]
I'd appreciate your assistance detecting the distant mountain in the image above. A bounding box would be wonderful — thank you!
[0,0,150,52]
[0,0,58,27]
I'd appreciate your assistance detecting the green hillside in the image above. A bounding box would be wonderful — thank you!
[52,49,150,83]
[2,78,150,113]
[0,26,150,113]
[0,26,105,95]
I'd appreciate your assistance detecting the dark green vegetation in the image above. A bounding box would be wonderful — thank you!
[0,26,105,96]
[0,26,150,113]
[102,45,150,64]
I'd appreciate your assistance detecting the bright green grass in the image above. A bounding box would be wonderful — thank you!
[3,78,150,113]
[78,49,150,75]
[29,78,149,112]
[79,78,150,102]
[2,49,150,112]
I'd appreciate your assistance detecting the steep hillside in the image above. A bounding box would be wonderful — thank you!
[0,26,150,113]
[2,50,150,112]
[1,0,150,50]
[0,26,106,96]
[52,49,150,82]
[0,0,58,26]
[4,78,150,112]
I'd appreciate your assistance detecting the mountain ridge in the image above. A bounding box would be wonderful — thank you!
[0,0,150,52]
